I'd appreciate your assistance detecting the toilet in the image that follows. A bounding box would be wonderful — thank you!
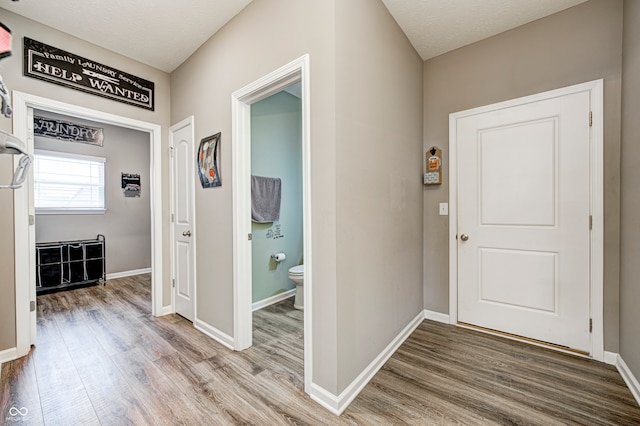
[288,265,304,310]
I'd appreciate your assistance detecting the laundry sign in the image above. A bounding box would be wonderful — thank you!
[34,116,104,146]
[23,37,155,110]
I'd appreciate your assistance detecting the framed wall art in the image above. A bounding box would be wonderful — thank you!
[197,132,221,188]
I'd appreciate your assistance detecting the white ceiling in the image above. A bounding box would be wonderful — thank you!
[1,0,589,72]
[382,0,589,60]
[0,0,252,73]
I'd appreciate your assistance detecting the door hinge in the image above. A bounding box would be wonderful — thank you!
[248,233,252,241]
[589,318,593,333]
[589,215,593,230]
[172,278,176,288]
[171,213,175,223]
[30,300,35,312]
[169,146,174,157]
[589,111,593,127]
[29,214,35,226]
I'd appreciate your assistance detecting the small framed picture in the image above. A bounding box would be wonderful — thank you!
[197,132,221,188]
[122,173,141,197]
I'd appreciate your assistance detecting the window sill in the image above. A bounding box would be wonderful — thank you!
[35,209,107,215]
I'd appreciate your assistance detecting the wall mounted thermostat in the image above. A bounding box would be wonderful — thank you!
[424,146,442,185]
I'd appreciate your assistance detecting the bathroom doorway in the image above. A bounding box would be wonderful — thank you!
[250,84,303,312]
[231,55,312,393]
[249,83,304,379]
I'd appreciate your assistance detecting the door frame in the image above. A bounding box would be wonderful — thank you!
[12,91,164,358]
[169,116,197,319]
[448,79,604,361]
[231,54,312,393]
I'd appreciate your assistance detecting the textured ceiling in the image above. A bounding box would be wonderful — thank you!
[0,0,252,73]
[381,0,589,60]
[1,0,589,73]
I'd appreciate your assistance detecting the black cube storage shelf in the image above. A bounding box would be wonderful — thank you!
[36,234,106,295]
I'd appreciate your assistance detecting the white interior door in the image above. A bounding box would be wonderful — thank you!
[456,90,592,353]
[170,118,196,322]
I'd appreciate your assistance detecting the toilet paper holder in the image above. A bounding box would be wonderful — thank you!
[271,252,286,262]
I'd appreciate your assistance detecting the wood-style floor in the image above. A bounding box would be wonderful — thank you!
[1,274,639,425]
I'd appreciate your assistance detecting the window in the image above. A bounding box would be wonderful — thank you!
[34,150,106,214]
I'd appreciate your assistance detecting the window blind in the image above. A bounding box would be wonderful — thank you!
[34,150,106,213]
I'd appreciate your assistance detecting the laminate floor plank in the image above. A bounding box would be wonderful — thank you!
[31,314,100,426]
[51,307,158,426]
[114,346,217,426]
[2,274,638,425]
[0,352,45,425]
[389,345,592,422]
[152,353,232,425]
[143,314,220,363]
[349,321,640,425]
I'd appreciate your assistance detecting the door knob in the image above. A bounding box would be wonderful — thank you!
[460,234,469,242]
[182,230,192,237]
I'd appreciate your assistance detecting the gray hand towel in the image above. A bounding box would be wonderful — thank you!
[251,175,282,223]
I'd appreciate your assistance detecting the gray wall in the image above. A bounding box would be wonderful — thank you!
[334,0,424,392]
[422,0,624,352]
[251,91,302,303]
[34,111,151,275]
[171,0,423,395]
[171,0,340,393]
[620,0,640,382]
[0,9,171,352]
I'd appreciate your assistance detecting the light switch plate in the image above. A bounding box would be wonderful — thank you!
[439,203,448,216]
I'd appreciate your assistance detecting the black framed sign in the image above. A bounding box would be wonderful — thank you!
[23,37,154,110]
[122,173,141,197]
[34,116,104,146]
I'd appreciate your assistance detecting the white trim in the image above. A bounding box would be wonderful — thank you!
[423,310,450,324]
[0,347,18,365]
[589,80,605,362]
[160,305,174,316]
[34,149,106,163]
[309,383,342,416]
[616,354,640,406]
[169,116,197,322]
[448,79,605,360]
[194,319,234,351]
[35,209,107,215]
[252,289,295,312]
[106,268,152,280]
[310,310,425,415]
[231,55,313,393]
[604,351,618,366]
[12,91,164,359]
[448,108,459,326]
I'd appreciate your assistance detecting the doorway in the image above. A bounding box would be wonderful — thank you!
[449,80,604,360]
[12,92,164,358]
[250,85,303,313]
[231,55,312,393]
[169,117,196,322]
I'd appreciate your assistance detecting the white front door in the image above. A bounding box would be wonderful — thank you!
[170,118,196,322]
[456,89,592,352]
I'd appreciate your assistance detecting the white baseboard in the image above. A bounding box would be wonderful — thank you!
[106,268,152,280]
[194,319,234,351]
[604,351,618,366]
[0,347,18,368]
[252,289,295,312]
[310,383,342,415]
[423,309,450,324]
[616,354,640,406]
[310,310,425,415]
[160,305,174,316]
